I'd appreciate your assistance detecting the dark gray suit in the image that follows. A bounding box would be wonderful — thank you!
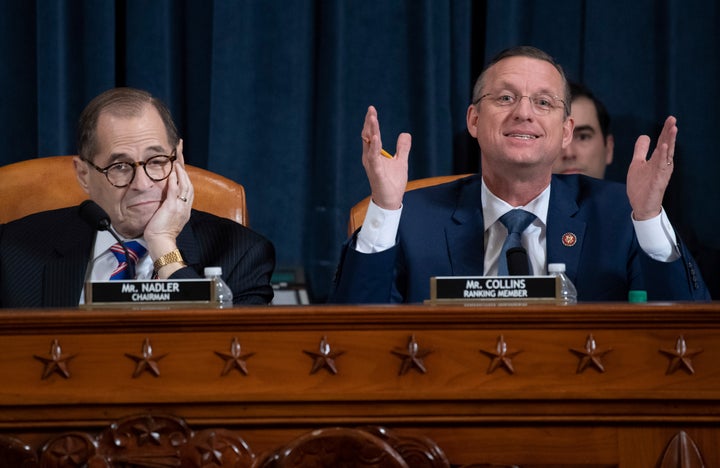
[0,206,275,307]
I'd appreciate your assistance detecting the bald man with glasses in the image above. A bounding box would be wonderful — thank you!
[0,87,275,307]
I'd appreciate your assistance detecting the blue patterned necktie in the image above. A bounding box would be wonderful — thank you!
[109,241,147,280]
[497,209,536,276]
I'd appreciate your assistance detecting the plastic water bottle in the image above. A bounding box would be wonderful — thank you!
[548,263,577,304]
[204,267,233,307]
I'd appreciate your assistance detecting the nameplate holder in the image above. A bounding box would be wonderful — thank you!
[428,276,558,304]
[85,279,214,306]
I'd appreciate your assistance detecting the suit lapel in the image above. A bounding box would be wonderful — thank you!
[446,176,485,275]
[42,212,95,307]
[546,176,586,281]
[444,175,586,280]
[176,213,201,268]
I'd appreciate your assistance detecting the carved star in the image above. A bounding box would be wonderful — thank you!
[131,417,166,446]
[48,435,89,465]
[480,335,522,374]
[34,339,76,379]
[215,337,255,376]
[195,432,227,465]
[391,334,433,375]
[303,336,345,374]
[125,338,167,378]
[660,335,703,375]
[569,334,613,373]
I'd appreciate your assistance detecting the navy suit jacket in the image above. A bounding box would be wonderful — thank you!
[330,174,709,303]
[0,206,275,307]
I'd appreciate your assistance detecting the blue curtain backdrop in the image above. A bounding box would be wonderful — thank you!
[1,0,718,300]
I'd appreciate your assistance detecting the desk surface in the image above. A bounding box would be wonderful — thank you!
[1,302,719,467]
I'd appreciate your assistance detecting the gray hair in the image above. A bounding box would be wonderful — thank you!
[77,87,179,161]
[471,46,571,118]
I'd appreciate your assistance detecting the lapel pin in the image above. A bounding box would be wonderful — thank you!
[562,232,577,247]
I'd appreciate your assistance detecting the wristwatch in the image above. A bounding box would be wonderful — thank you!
[153,249,186,271]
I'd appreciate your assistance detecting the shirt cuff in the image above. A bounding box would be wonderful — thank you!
[355,199,402,253]
[632,207,680,262]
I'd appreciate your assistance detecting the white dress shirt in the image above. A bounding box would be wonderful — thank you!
[355,178,679,274]
[481,182,548,275]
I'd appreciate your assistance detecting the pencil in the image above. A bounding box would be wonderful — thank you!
[362,137,394,159]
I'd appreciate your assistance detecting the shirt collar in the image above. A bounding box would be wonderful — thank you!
[481,178,550,231]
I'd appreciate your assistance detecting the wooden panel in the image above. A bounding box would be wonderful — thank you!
[1,302,719,467]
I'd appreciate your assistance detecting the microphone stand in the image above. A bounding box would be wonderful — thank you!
[79,200,136,279]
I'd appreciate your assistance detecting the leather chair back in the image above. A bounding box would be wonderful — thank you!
[0,156,248,225]
[347,174,472,235]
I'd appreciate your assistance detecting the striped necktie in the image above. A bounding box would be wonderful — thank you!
[109,241,146,280]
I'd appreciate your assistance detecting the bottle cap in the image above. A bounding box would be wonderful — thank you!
[547,263,566,273]
[628,290,647,303]
[204,266,222,277]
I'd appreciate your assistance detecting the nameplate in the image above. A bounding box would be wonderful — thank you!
[429,276,558,303]
[85,279,213,305]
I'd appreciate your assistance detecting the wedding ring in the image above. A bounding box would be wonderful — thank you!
[178,195,188,202]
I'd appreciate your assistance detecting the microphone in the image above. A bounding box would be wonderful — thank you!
[79,200,136,279]
[506,246,530,276]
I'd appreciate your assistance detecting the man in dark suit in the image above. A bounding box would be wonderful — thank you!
[330,46,709,303]
[0,87,275,307]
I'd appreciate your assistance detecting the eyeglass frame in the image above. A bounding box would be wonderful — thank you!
[82,149,178,188]
[473,92,569,116]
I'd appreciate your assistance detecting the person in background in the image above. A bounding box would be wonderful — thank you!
[329,46,709,303]
[0,87,275,307]
[554,83,719,298]
[552,81,614,179]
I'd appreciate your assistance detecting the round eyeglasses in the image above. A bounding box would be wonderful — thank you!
[83,150,177,188]
[474,93,567,116]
